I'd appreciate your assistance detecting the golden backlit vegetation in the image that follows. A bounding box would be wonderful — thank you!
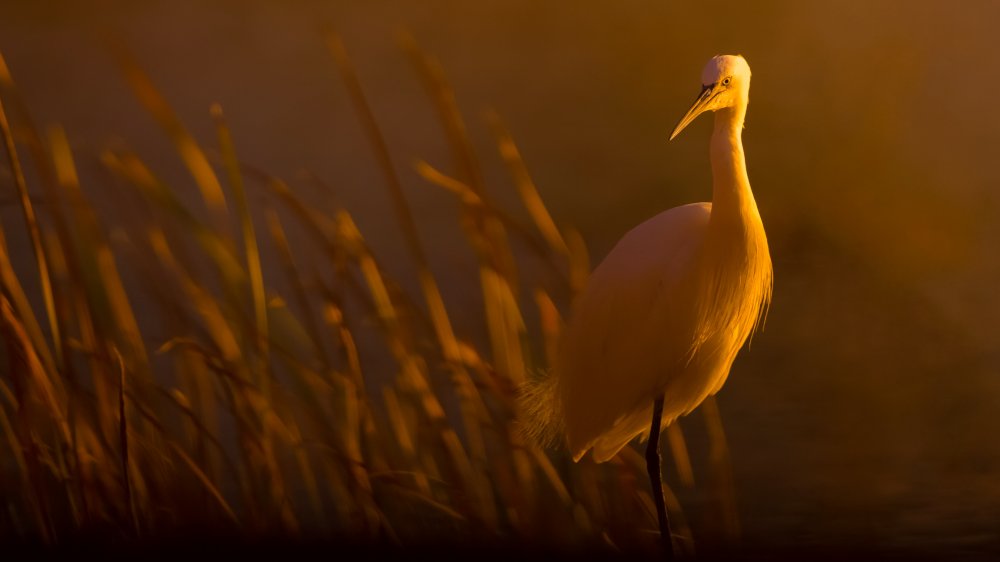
[0,35,740,552]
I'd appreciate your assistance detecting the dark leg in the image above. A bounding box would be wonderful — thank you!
[646,396,675,559]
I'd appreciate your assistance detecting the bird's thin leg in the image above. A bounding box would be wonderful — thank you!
[646,396,675,559]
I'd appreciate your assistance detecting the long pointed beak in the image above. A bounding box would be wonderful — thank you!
[669,84,716,141]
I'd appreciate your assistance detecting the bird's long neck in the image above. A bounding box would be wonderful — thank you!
[709,100,757,222]
[698,92,773,349]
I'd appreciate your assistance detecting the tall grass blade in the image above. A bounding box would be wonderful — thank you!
[701,396,741,540]
[0,95,62,367]
[211,104,270,391]
[325,33,466,366]
[115,349,139,535]
[101,150,244,288]
[665,422,695,488]
[51,128,153,382]
[264,209,331,368]
[486,111,569,258]
[166,440,240,525]
[0,295,69,444]
[110,43,229,220]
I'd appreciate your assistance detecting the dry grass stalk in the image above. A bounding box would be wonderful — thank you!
[0,37,741,551]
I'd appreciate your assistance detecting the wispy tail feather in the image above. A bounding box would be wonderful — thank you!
[516,371,563,448]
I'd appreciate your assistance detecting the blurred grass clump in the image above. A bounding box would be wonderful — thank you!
[0,34,737,553]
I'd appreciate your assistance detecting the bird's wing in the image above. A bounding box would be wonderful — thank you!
[556,202,711,460]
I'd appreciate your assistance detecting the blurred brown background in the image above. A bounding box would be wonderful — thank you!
[2,0,998,552]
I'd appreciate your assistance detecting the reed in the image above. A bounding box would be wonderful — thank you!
[0,36,740,553]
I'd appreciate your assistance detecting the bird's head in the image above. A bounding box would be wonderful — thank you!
[670,54,751,140]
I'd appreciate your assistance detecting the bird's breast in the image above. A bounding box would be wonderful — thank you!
[689,213,772,364]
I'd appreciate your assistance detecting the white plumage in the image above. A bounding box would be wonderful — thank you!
[521,54,772,465]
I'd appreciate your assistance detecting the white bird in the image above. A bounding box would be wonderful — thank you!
[521,54,772,554]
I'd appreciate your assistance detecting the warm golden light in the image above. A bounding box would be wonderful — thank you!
[0,2,996,559]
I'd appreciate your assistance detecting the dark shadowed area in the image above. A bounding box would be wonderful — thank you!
[1,0,998,556]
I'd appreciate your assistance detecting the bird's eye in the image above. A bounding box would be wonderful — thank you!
[722,77,732,86]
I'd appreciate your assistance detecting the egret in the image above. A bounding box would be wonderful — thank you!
[520,55,772,555]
